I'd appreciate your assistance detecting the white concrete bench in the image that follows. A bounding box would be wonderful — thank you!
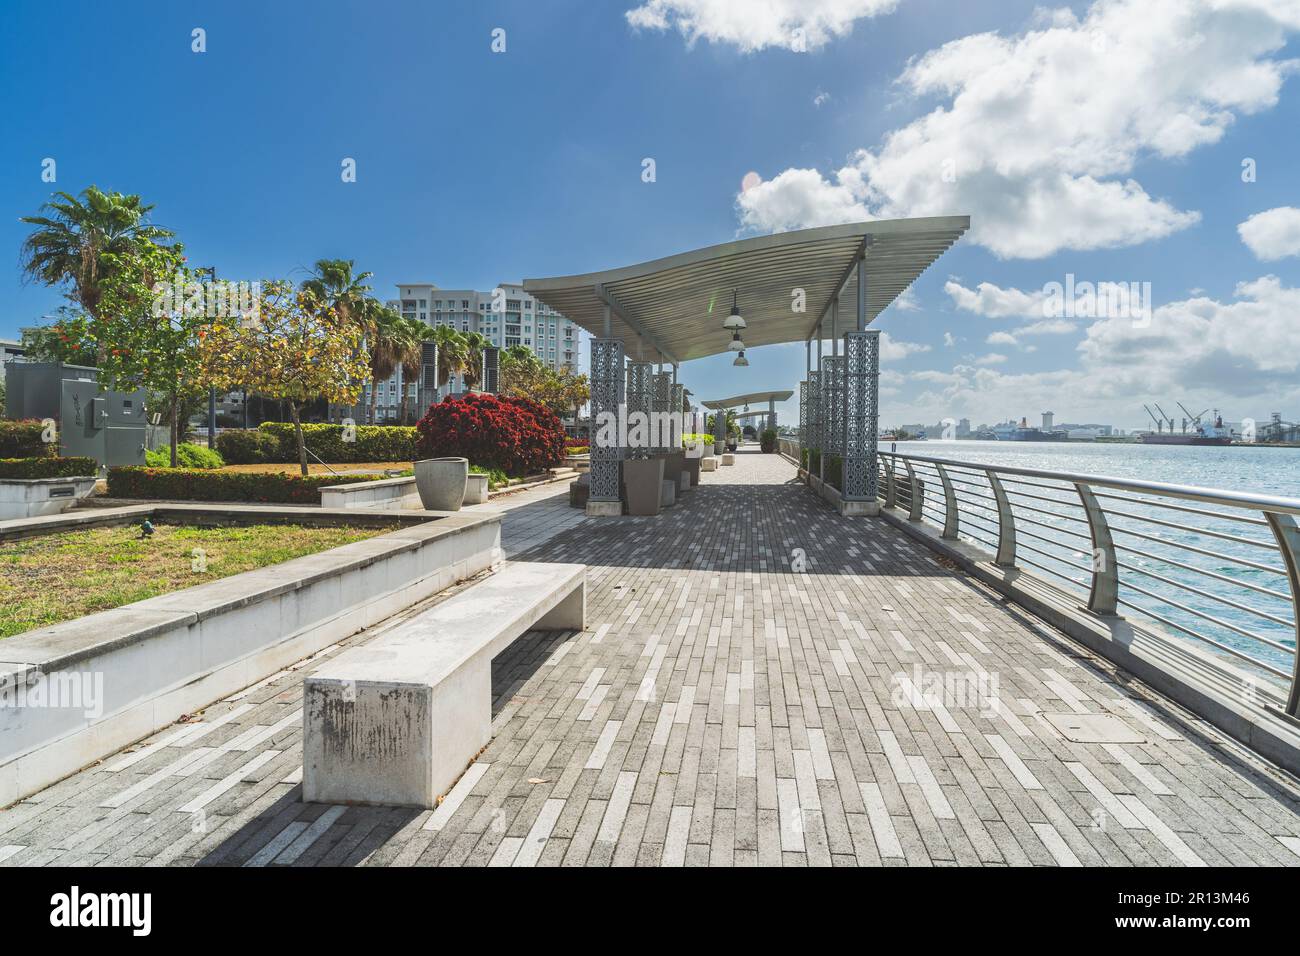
[302,561,585,809]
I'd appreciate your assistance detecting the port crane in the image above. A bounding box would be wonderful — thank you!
[1144,403,1177,434]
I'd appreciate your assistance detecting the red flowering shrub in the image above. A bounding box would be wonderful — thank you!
[415,393,566,477]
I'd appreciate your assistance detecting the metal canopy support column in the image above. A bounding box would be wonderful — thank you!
[842,255,880,512]
[768,396,777,433]
[588,336,625,516]
[653,371,672,455]
[627,362,654,460]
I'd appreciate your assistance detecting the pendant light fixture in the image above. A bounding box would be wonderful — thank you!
[727,330,745,351]
[723,289,746,331]
[733,350,749,367]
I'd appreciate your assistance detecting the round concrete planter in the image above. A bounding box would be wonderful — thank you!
[464,472,489,505]
[414,457,468,511]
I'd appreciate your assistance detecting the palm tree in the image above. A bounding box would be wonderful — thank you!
[366,306,404,424]
[430,324,468,396]
[300,259,373,324]
[19,186,176,353]
[394,318,428,424]
[460,331,492,391]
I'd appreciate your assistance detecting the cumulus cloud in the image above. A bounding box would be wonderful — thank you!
[880,331,930,360]
[888,275,1300,425]
[1238,206,1300,260]
[734,0,1300,258]
[625,0,899,52]
[945,280,1046,319]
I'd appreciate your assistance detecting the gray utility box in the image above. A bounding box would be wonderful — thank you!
[5,362,148,467]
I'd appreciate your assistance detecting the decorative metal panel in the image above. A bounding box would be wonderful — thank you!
[843,330,880,501]
[799,381,808,454]
[590,338,625,501]
[670,384,685,448]
[653,372,672,454]
[625,362,654,460]
[807,371,821,453]
[823,356,845,456]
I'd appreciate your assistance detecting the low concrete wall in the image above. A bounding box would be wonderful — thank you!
[877,505,1300,776]
[320,475,421,510]
[0,477,97,520]
[0,510,502,805]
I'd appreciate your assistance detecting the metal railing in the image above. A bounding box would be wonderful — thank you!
[877,451,1300,716]
[778,437,801,462]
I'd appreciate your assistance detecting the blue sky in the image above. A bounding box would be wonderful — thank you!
[2,0,1298,430]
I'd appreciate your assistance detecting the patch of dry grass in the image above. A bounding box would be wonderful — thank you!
[0,522,398,638]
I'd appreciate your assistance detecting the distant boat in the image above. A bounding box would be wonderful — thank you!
[1140,413,1232,446]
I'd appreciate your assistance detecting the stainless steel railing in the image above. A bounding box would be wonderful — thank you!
[877,451,1300,715]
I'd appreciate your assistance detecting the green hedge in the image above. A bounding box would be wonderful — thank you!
[106,467,384,504]
[0,456,98,479]
[0,420,55,458]
[215,423,418,464]
[145,442,224,469]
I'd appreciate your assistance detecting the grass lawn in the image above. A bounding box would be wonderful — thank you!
[0,522,399,638]
[219,462,412,475]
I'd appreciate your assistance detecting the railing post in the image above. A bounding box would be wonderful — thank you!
[884,456,897,509]
[904,459,923,522]
[986,470,1016,566]
[1075,482,1118,615]
[935,462,958,539]
[1264,512,1300,716]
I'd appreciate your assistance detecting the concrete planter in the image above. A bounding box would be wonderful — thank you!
[683,457,701,487]
[623,457,664,516]
[464,473,489,505]
[684,442,704,460]
[414,457,468,511]
[0,476,97,520]
[662,450,685,488]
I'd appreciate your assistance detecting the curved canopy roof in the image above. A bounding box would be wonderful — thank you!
[523,216,969,364]
[701,390,794,410]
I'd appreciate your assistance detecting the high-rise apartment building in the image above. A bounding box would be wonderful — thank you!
[359,282,582,423]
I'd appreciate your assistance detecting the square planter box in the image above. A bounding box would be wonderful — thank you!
[623,457,664,516]
[684,457,702,486]
[464,472,489,504]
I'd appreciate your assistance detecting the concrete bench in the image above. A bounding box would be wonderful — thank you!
[721,453,736,466]
[303,561,585,808]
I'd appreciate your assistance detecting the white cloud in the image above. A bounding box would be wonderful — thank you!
[986,330,1019,346]
[625,0,899,53]
[736,167,868,232]
[813,89,831,108]
[734,0,1300,258]
[1238,206,1300,260]
[974,353,1008,365]
[942,331,956,347]
[885,275,1300,426]
[893,287,920,311]
[880,331,930,360]
[945,279,1046,319]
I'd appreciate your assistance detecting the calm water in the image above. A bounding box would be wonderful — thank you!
[879,439,1300,683]
[889,439,1300,498]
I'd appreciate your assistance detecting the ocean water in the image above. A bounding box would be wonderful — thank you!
[880,439,1300,684]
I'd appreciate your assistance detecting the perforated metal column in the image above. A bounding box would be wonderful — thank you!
[806,371,821,456]
[653,371,672,454]
[590,338,625,502]
[670,384,685,448]
[798,381,808,457]
[823,356,845,456]
[626,362,654,460]
[843,330,880,501]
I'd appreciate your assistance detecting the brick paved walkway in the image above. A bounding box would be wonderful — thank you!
[3,448,1299,866]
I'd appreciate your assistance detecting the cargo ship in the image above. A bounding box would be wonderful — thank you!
[1140,405,1232,446]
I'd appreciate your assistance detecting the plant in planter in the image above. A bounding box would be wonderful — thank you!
[760,428,777,453]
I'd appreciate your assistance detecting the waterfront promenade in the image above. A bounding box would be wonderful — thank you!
[2,448,1299,866]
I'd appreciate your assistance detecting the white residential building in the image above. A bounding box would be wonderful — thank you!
[359,281,583,423]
